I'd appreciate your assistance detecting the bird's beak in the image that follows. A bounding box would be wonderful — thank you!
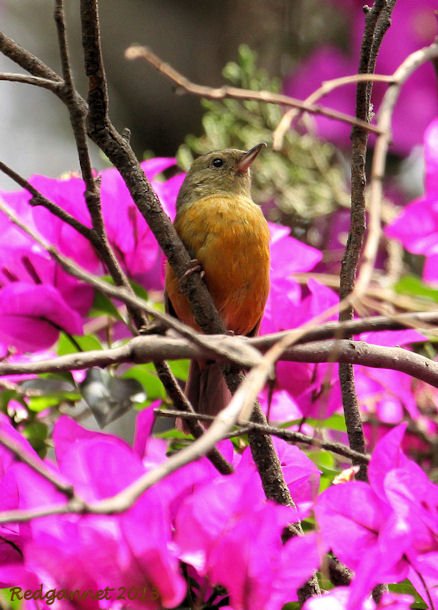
[237,142,266,173]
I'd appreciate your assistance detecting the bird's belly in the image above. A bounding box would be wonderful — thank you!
[167,195,270,335]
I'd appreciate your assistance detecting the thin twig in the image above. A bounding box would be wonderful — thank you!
[339,0,397,481]
[126,45,382,136]
[0,431,75,497]
[1,334,437,390]
[153,361,233,474]
[155,410,370,463]
[273,73,394,150]
[355,39,438,295]
[0,160,92,239]
[54,0,139,310]
[0,32,63,82]
[0,72,62,92]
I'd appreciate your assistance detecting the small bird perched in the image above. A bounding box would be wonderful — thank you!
[165,144,270,419]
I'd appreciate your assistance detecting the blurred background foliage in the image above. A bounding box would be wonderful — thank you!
[0,0,349,187]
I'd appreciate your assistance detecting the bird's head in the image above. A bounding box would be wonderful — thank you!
[176,143,265,209]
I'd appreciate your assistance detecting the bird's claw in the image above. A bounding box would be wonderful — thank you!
[182,259,205,280]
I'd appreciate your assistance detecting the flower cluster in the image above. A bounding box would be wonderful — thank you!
[0,411,435,609]
[0,159,182,353]
[285,0,438,155]
[0,409,324,610]
[387,118,438,283]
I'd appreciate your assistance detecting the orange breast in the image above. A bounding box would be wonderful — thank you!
[165,194,270,336]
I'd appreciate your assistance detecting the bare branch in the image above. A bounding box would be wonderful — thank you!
[273,73,395,150]
[126,45,383,136]
[0,31,62,82]
[0,431,75,498]
[54,0,139,315]
[339,0,397,481]
[1,334,436,390]
[155,409,371,464]
[355,40,438,295]
[0,72,62,92]
[0,160,92,239]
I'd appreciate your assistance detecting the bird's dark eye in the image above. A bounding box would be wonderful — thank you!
[211,158,224,168]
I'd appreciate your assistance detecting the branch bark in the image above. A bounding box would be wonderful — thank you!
[1,335,436,389]
[126,45,383,136]
[339,0,397,481]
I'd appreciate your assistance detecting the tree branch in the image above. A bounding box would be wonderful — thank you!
[339,0,397,481]
[355,39,438,295]
[0,31,62,82]
[126,45,383,136]
[1,335,436,389]
[273,73,394,150]
[0,72,62,92]
[0,431,75,498]
[0,160,93,239]
[155,409,370,464]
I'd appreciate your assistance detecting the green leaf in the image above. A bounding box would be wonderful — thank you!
[0,390,17,410]
[395,275,438,302]
[129,279,149,301]
[318,473,333,493]
[89,291,123,320]
[307,450,336,471]
[22,421,48,454]
[306,414,347,432]
[389,580,427,609]
[1,587,23,610]
[123,365,166,401]
[28,396,64,412]
[57,333,103,356]
[25,376,79,412]
[156,428,192,440]
[279,414,346,432]
[167,359,190,381]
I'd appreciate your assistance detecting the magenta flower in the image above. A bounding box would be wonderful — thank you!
[285,47,357,146]
[316,424,438,608]
[262,278,340,421]
[1,175,98,272]
[174,454,322,610]
[285,0,438,155]
[0,185,94,351]
[0,158,182,352]
[0,282,83,352]
[386,118,438,283]
[0,414,187,609]
[237,437,321,513]
[0,411,325,610]
[100,158,183,290]
[264,259,427,426]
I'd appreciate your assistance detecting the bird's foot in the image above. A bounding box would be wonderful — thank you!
[182,258,205,280]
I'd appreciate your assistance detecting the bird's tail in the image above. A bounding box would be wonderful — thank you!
[184,359,231,423]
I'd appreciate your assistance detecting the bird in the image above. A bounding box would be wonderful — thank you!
[165,143,270,420]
